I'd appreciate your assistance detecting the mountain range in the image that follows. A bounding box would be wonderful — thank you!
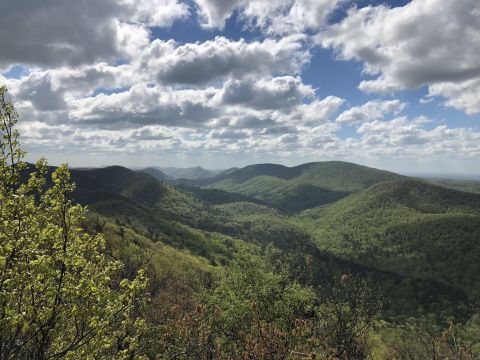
[140,166,225,182]
[61,160,480,320]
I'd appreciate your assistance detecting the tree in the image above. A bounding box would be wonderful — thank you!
[148,247,319,359]
[315,274,382,359]
[0,85,148,360]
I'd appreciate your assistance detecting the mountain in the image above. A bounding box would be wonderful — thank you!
[298,179,480,297]
[66,164,471,316]
[426,178,480,194]
[192,161,403,212]
[18,161,480,355]
[71,166,168,206]
[140,167,175,183]
[158,166,222,180]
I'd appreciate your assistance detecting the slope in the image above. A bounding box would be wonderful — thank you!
[159,166,221,180]
[297,179,480,297]
[140,167,175,183]
[68,165,471,317]
[202,161,402,212]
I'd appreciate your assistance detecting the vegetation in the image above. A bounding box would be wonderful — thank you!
[426,177,480,194]
[0,86,147,359]
[198,161,402,212]
[297,180,480,297]
[155,166,219,180]
[2,85,480,358]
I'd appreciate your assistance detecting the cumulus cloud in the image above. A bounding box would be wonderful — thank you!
[0,0,187,67]
[69,84,219,128]
[1,0,478,171]
[428,79,480,115]
[319,0,480,114]
[194,0,244,28]
[242,0,346,34]
[336,99,406,124]
[146,35,310,85]
[193,0,346,33]
[218,76,314,111]
[355,116,480,158]
[286,96,345,126]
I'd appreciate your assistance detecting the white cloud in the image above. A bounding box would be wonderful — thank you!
[193,0,346,33]
[217,76,315,111]
[0,0,187,67]
[121,0,189,27]
[242,0,346,35]
[145,35,310,85]
[68,84,219,128]
[194,0,244,28]
[289,96,345,126]
[319,0,480,114]
[336,99,406,124]
[355,117,480,157]
[428,79,480,115]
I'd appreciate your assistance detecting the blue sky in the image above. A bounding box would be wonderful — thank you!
[0,0,479,176]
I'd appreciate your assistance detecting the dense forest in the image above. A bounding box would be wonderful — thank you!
[1,85,480,359]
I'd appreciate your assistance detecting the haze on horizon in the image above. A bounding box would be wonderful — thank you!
[1,0,479,176]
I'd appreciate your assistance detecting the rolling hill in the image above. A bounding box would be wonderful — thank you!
[65,164,474,316]
[194,161,403,212]
[139,167,176,183]
[157,166,222,180]
[426,178,480,194]
[64,163,480,301]
[297,179,480,297]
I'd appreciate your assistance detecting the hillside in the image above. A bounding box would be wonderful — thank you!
[71,166,170,206]
[426,178,480,194]
[66,165,470,317]
[297,179,480,297]
[140,167,175,183]
[158,166,221,180]
[200,161,402,212]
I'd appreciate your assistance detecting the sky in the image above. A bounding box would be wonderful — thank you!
[1,0,479,176]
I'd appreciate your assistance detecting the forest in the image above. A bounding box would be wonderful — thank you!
[1,85,480,359]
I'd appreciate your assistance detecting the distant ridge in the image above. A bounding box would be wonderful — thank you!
[70,165,168,206]
[157,166,222,180]
[140,167,175,183]
[185,161,403,212]
[301,178,480,297]
[188,161,402,188]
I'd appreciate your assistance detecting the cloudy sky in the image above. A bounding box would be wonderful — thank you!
[1,0,479,175]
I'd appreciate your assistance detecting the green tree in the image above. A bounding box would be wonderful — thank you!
[149,247,319,359]
[0,85,148,360]
[315,274,382,359]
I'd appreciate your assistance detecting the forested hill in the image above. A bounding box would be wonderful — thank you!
[189,161,402,188]
[139,167,175,183]
[157,166,220,180]
[28,160,480,356]
[183,161,403,212]
[298,179,480,297]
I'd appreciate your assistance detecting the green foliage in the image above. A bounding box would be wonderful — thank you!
[148,250,385,359]
[298,180,480,297]
[291,161,402,192]
[0,86,148,359]
[202,249,316,332]
[203,161,401,212]
[427,178,480,195]
[315,275,382,358]
[381,317,480,359]
[157,166,218,180]
[152,249,321,359]
[209,176,349,212]
[214,201,282,217]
